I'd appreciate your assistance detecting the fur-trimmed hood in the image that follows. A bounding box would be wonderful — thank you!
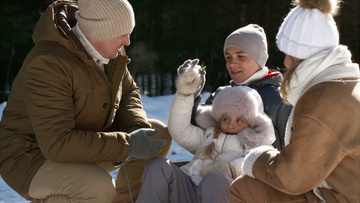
[196,86,263,128]
[195,86,275,147]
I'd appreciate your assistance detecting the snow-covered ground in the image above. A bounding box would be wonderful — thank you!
[0,93,210,203]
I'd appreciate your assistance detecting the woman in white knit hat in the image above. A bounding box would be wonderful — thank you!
[229,0,360,202]
[0,0,171,202]
[137,70,275,203]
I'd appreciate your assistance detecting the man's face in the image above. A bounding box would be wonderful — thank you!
[225,46,261,83]
[88,33,131,59]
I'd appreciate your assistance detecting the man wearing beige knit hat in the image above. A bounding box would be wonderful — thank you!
[75,0,135,60]
[0,0,171,203]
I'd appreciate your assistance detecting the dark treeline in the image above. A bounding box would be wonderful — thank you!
[1,0,359,102]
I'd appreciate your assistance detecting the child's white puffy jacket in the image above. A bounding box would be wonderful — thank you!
[168,92,274,185]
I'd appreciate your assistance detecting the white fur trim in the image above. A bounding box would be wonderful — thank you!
[242,145,276,178]
[211,86,262,127]
[195,105,216,129]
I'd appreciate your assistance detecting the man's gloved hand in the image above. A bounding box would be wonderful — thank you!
[176,59,206,98]
[128,128,167,160]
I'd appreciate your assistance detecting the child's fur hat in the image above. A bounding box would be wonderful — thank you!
[196,86,275,146]
[196,86,264,128]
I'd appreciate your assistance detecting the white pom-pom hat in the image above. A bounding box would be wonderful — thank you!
[276,0,339,59]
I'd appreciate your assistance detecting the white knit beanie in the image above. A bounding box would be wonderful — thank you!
[276,0,340,59]
[76,0,135,40]
[223,24,269,69]
[195,86,265,129]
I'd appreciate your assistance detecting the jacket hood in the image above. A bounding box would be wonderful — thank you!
[251,73,281,88]
[32,1,90,60]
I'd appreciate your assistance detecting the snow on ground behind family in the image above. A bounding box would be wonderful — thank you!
[0,93,210,203]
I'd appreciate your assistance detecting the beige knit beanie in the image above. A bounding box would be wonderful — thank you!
[76,0,135,40]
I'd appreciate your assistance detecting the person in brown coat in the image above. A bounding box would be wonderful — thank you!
[0,0,171,202]
[229,0,360,202]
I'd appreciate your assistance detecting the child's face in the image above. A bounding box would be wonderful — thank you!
[225,46,261,83]
[219,113,248,135]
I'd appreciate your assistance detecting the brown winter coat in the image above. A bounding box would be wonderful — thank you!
[0,1,151,200]
[252,81,360,202]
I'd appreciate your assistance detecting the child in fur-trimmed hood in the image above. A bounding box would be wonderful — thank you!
[137,62,275,203]
[182,85,275,183]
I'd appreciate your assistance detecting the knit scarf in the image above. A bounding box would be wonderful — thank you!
[285,45,359,145]
[286,45,359,106]
[283,45,359,202]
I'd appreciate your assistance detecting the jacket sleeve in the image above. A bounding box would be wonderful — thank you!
[23,57,131,163]
[190,94,202,125]
[244,95,347,195]
[113,64,151,131]
[249,117,344,195]
[191,86,227,126]
[168,92,206,154]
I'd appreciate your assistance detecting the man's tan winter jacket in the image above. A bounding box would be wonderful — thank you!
[0,1,150,199]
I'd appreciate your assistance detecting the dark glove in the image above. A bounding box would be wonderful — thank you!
[128,128,167,160]
[176,59,206,98]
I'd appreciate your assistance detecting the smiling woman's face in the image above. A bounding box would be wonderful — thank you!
[225,46,261,83]
[88,34,131,59]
